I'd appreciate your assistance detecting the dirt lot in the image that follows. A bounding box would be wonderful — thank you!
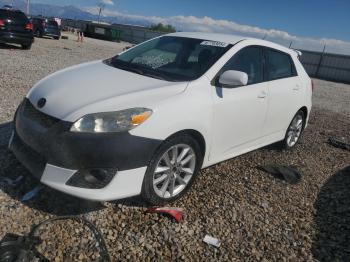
[0,34,349,261]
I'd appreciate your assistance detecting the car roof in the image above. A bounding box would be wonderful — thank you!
[0,8,23,12]
[168,32,246,44]
[167,32,297,56]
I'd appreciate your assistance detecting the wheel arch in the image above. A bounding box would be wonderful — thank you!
[164,129,206,159]
[299,106,308,120]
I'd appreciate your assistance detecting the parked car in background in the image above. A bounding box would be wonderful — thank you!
[10,32,312,205]
[32,17,60,39]
[0,8,33,49]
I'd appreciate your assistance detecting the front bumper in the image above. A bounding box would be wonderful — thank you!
[41,164,147,201]
[9,99,161,201]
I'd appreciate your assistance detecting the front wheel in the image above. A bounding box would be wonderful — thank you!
[280,110,305,149]
[141,134,203,205]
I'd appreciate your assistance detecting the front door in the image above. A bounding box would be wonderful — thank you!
[210,46,268,161]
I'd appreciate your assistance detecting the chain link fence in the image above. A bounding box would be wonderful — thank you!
[300,50,350,83]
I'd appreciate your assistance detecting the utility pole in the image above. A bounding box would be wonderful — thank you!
[26,0,30,15]
[97,3,105,24]
[315,44,326,78]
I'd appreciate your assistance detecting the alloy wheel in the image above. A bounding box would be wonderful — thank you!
[286,114,303,147]
[153,144,196,199]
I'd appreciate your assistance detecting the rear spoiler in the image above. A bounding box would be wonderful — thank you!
[291,49,302,58]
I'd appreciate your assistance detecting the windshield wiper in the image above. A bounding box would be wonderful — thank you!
[108,59,178,81]
[112,63,143,75]
[121,63,169,81]
[140,70,169,81]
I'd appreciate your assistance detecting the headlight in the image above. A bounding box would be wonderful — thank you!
[70,108,152,133]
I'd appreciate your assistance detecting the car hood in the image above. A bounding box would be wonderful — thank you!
[27,60,188,122]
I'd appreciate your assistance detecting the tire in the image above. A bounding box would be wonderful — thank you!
[280,110,305,149]
[35,30,42,38]
[21,43,32,50]
[54,36,60,40]
[141,134,203,205]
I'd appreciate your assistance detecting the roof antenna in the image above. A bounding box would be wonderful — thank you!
[262,33,267,40]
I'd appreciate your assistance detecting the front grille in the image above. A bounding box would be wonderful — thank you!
[22,99,59,128]
[10,132,46,180]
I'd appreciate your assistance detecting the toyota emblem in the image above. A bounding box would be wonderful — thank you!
[37,98,46,108]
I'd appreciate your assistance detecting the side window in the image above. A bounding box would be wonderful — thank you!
[221,46,263,85]
[266,49,296,80]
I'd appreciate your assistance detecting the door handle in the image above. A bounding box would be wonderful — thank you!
[258,91,267,98]
[293,85,300,91]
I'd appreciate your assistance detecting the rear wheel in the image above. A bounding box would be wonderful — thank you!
[141,134,203,205]
[54,36,60,40]
[21,43,32,50]
[280,110,305,149]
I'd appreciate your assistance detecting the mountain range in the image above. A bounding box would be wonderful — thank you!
[0,0,150,26]
[1,0,350,55]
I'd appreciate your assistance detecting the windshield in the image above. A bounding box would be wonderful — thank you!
[106,36,232,82]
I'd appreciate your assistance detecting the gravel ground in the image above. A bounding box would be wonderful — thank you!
[312,78,350,116]
[0,34,349,261]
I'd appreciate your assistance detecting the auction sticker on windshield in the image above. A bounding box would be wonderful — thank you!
[200,40,229,47]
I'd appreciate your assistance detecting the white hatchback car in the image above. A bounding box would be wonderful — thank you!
[10,32,312,205]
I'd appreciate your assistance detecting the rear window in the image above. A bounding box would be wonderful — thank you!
[48,20,58,26]
[0,9,28,22]
[266,49,297,80]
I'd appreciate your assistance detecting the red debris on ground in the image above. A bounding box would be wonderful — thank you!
[146,207,184,223]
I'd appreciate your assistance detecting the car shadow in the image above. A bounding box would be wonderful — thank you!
[0,121,105,216]
[35,36,56,40]
[0,43,22,50]
[262,141,282,151]
[312,165,350,261]
[112,196,149,208]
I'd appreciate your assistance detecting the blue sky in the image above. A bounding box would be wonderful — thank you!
[31,0,350,41]
[27,0,350,54]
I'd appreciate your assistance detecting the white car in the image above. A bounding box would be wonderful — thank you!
[10,32,312,205]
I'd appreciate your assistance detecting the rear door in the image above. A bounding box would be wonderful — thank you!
[0,9,29,33]
[262,48,301,136]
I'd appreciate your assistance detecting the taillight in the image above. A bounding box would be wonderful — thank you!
[0,19,5,27]
[311,80,314,92]
[25,22,33,30]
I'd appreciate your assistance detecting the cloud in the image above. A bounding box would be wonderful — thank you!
[84,7,350,55]
[100,0,114,5]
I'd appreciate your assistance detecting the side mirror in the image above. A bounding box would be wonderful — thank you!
[218,70,248,88]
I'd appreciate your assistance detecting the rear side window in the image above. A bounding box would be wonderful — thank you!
[0,10,28,22]
[221,46,264,85]
[266,49,296,80]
